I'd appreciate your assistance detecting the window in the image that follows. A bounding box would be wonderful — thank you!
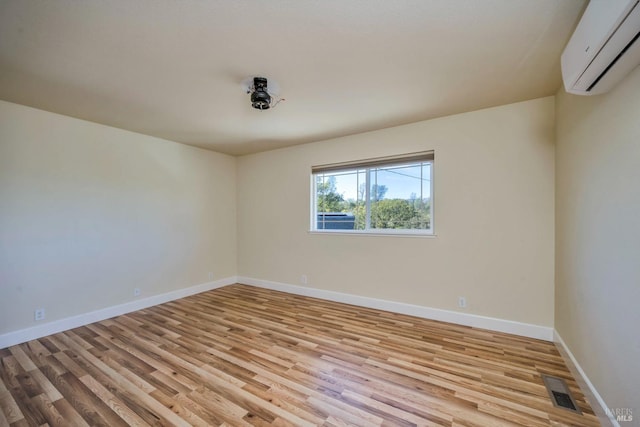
[312,152,433,234]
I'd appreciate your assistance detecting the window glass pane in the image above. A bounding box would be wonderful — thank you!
[369,163,431,230]
[315,169,363,230]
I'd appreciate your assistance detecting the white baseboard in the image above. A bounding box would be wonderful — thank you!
[237,276,553,341]
[554,330,618,427]
[1,274,553,346]
[0,276,238,349]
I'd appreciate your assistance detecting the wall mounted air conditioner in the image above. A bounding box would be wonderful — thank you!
[561,0,640,95]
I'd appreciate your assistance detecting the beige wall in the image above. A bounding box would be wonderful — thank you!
[238,97,556,327]
[0,100,237,334]
[556,68,640,412]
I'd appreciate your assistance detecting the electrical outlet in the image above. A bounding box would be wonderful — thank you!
[300,275,308,285]
[458,296,467,308]
[134,288,141,297]
[34,308,45,321]
[208,272,214,281]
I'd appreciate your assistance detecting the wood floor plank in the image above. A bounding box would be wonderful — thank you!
[0,390,24,424]
[30,393,66,427]
[78,374,150,427]
[0,284,601,426]
[50,398,90,427]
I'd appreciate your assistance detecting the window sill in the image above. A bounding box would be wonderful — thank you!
[308,230,436,238]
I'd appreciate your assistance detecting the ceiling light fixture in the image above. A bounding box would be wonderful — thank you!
[243,76,284,110]
[251,77,270,110]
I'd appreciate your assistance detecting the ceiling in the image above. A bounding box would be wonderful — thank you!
[0,0,585,155]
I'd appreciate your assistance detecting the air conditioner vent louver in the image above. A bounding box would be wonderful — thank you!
[587,30,640,92]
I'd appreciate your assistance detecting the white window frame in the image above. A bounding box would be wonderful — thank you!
[310,152,434,236]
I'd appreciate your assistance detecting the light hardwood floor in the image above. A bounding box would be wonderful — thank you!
[0,284,599,426]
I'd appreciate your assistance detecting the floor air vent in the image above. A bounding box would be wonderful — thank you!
[542,374,581,414]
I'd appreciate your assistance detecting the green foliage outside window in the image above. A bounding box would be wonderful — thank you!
[317,179,430,230]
